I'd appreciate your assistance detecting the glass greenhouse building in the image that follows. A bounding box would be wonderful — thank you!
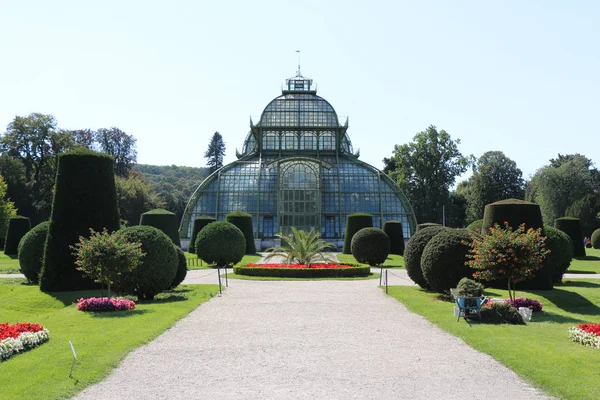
[180,72,416,250]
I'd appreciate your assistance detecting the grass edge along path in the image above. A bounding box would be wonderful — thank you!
[385,279,600,400]
[185,253,261,270]
[0,282,220,400]
[225,272,380,281]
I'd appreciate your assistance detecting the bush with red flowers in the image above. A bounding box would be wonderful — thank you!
[234,263,370,278]
[77,297,136,312]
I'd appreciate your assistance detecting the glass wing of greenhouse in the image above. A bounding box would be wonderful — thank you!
[180,72,417,250]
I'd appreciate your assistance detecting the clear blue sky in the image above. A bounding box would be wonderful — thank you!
[1,1,598,183]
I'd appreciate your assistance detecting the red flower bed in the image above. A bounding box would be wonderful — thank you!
[0,322,44,341]
[578,323,600,336]
[245,263,353,269]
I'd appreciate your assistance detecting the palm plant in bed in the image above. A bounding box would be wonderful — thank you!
[265,227,335,267]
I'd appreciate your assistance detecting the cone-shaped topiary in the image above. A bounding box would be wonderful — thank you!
[421,229,474,293]
[170,245,188,289]
[481,198,552,290]
[351,227,390,266]
[404,225,448,288]
[592,228,600,249]
[226,211,256,254]
[416,223,441,231]
[139,208,181,247]
[4,216,31,255]
[196,221,245,266]
[466,219,483,233]
[342,213,373,254]
[383,220,405,255]
[17,221,49,284]
[544,225,573,283]
[555,217,586,257]
[116,225,178,300]
[188,215,216,253]
[40,150,120,292]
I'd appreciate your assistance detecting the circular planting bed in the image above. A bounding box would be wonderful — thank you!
[234,263,371,278]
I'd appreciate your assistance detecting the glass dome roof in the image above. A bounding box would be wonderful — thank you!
[258,94,340,128]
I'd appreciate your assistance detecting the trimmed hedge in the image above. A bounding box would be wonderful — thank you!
[170,245,188,289]
[351,227,390,266]
[233,265,371,278]
[188,216,216,253]
[592,228,600,249]
[482,199,543,232]
[555,217,586,258]
[421,229,474,293]
[544,225,573,283]
[466,219,483,233]
[139,209,181,247]
[117,225,178,300]
[226,211,256,254]
[196,221,245,266]
[482,198,552,290]
[416,223,441,231]
[404,225,448,288]
[4,216,31,255]
[383,220,405,255]
[342,213,373,254]
[17,221,49,284]
[40,150,120,292]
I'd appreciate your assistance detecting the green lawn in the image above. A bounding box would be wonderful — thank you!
[184,253,262,270]
[336,253,404,268]
[226,272,380,281]
[567,247,600,274]
[0,280,220,400]
[0,252,20,274]
[386,279,600,400]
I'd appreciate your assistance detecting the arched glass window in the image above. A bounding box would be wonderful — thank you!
[263,131,279,150]
[282,131,298,150]
[279,160,320,234]
[319,131,335,150]
[299,132,317,150]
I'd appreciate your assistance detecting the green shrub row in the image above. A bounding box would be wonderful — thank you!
[233,265,371,278]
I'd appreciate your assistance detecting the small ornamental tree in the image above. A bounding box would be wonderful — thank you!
[265,228,335,267]
[466,222,549,301]
[71,229,144,297]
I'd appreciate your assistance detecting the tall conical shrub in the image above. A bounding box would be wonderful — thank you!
[39,150,120,292]
[342,213,372,254]
[383,220,405,255]
[4,216,31,255]
[226,211,256,254]
[555,217,586,257]
[140,208,181,247]
[188,215,216,253]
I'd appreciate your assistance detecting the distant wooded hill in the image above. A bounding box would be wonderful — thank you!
[133,164,211,224]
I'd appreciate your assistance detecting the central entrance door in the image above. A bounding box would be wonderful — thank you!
[278,160,320,235]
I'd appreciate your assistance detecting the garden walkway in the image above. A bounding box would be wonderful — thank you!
[74,271,552,399]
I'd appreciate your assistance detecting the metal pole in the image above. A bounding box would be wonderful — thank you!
[217,266,222,295]
[225,266,229,287]
[385,269,388,294]
[379,267,383,286]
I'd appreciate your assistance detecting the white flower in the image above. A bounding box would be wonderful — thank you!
[0,328,50,361]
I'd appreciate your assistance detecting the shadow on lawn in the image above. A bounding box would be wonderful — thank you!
[532,311,585,324]
[559,280,600,288]
[574,255,600,261]
[89,309,150,318]
[536,287,600,315]
[567,270,597,274]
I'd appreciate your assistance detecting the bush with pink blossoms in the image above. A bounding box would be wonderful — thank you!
[77,297,136,312]
[504,297,543,312]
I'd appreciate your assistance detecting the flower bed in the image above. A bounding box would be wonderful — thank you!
[77,297,136,312]
[234,263,371,278]
[569,323,600,349]
[504,297,543,312]
[0,322,50,361]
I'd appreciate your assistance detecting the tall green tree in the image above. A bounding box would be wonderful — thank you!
[565,194,600,238]
[526,154,597,225]
[95,127,137,177]
[115,172,164,226]
[204,131,225,172]
[0,174,17,241]
[383,125,472,223]
[463,151,525,224]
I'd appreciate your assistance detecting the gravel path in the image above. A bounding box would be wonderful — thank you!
[74,278,551,399]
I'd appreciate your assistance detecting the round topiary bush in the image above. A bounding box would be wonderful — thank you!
[195,221,245,266]
[383,220,404,256]
[117,225,178,300]
[351,227,390,266]
[188,216,216,253]
[170,245,187,289]
[421,229,474,293]
[342,213,373,254]
[17,221,49,284]
[404,225,448,288]
[592,228,600,249]
[416,223,441,231]
[466,219,483,233]
[544,225,573,283]
[225,211,256,254]
[555,217,585,258]
[139,209,181,247]
[4,216,31,256]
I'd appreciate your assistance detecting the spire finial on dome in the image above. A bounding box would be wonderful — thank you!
[296,49,301,77]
